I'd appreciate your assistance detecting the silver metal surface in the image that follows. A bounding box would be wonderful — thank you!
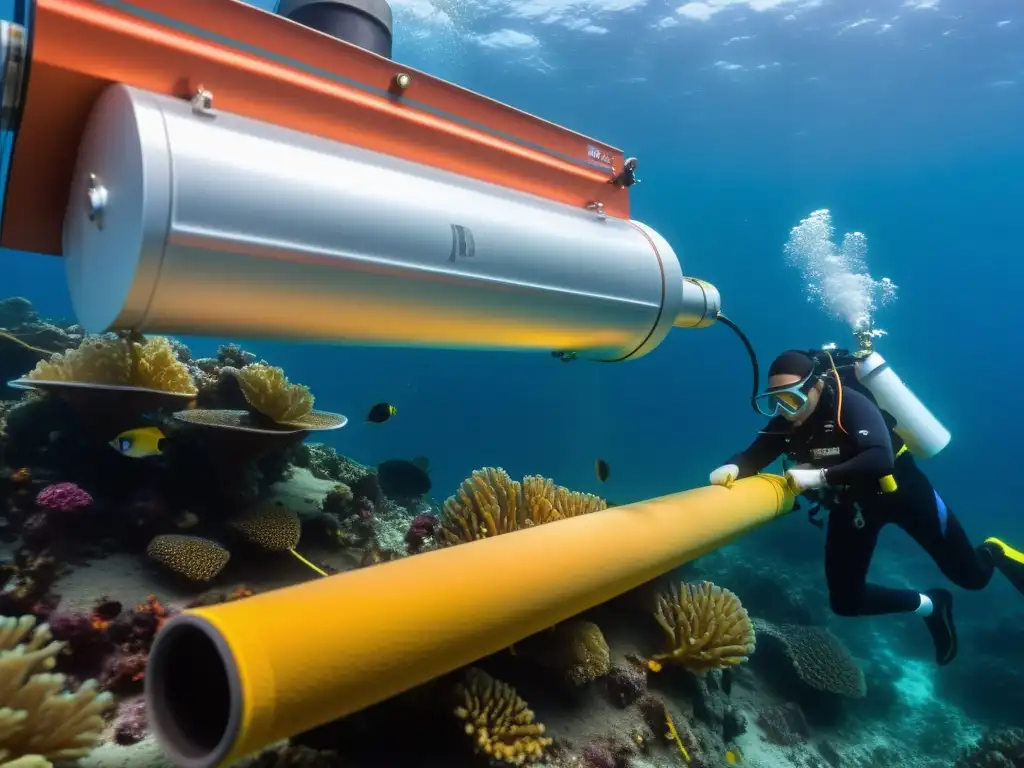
[675,277,721,329]
[0,21,27,135]
[63,84,691,362]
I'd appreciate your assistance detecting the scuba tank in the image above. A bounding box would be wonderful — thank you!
[804,343,950,460]
[854,350,950,459]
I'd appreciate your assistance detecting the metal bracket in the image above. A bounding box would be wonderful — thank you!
[611,157,639,188]
[86,173,107,230]
[585,201,607,221]
[191,85,215,117]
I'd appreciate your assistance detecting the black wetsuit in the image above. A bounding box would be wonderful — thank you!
[727,384,995,616]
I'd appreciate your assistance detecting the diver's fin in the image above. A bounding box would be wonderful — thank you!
[983,537,1024,596]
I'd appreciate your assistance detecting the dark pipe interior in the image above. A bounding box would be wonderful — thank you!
[148,621,234,764]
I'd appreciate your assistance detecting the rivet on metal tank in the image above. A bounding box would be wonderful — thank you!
[277,0,395,59]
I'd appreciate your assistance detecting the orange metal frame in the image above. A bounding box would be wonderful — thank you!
[3,0,630,257]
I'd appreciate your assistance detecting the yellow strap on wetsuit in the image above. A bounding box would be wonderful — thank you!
[878,444,909,493]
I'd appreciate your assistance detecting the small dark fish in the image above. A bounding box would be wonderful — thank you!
[377,459,432,498]
[411,455,430,473]
[366,402,398,424]
[595,458,610,482]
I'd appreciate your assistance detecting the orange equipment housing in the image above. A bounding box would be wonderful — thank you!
[1,0,629,257]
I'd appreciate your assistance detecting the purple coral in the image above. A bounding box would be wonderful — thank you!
[35,482,93,514]
[405,513,439,554]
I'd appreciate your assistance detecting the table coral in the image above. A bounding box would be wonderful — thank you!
[0,614,114,767]
[24,335,197,395]
[651,581,756,674]
[453,667,552,766]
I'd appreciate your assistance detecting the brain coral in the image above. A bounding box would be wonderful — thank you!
[752,617,866,698]
[229,505,301,552]
[146,535,230,582]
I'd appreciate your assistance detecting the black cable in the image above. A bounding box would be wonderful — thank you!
[716,313,761,414]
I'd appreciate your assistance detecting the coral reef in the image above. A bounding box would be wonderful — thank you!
[437,466,607,546]
[0,614,114,767]
[453,667,552,765]
[0,297,1007,768]
[956,729,1024,767]
[651,581,756,673]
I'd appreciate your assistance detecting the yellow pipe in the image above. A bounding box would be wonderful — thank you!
[145,474,794,768]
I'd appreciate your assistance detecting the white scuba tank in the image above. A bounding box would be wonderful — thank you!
[854,351,951,459]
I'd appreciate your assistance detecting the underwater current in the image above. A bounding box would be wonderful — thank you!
[1,0,1023,766]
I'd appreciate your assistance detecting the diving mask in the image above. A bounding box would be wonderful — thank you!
[754,371,817,418]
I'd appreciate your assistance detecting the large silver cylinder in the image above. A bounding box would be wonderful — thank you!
[63,84,713,362]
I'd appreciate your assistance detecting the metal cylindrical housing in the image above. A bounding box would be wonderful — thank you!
[278,0,393,59]
[675,277,721,329]
[0,21,28,135]
[63,84,689,363]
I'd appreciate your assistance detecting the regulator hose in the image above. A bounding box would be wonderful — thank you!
[715,313,761,415]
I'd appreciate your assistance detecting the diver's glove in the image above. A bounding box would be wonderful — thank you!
[710,464,740,487]
[785,468,827,495]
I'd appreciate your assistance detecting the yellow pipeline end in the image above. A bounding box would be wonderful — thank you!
[146,474,794,768]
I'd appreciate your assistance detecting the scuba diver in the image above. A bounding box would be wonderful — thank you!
[708,348,1024,666]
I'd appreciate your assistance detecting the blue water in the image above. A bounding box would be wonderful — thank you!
[2,0,1023,742]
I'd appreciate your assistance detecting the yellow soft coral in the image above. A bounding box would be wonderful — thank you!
[0,615,114,768]
[438,467,608,547]
[24,335,196,395]
[652,581,755,674]
[516,620,611,686]
[225,364,314,425]
[454,668,552,766]
[130,336,197,395]
[25,337,132,386]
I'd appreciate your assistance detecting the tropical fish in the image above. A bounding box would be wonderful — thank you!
[726,748,743,765]
[366,402,398,423]
[595,458,610,482]
[377,459,432,498]
[110,426,167,458]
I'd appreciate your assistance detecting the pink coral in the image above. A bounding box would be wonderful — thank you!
[35,482,93,513]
